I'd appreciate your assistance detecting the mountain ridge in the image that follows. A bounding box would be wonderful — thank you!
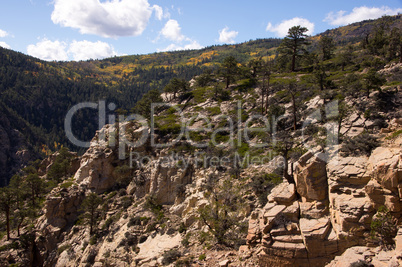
[0,14,400,186]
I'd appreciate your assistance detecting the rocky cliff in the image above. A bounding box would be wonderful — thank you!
[0,53,401,267]
[247,119,402,266]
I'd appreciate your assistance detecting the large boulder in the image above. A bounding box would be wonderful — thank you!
[35,185,86,267]
[41,186,86,229]
[367,147,402,196]
[74,143,116,194]
[295,152,328,202]
[149,162,194,205]
[326,155,374,240]
[251,145,402,267]
[268,182,296,205]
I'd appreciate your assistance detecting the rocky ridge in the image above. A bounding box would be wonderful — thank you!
[0,59,401,267]
[247,118,402,266]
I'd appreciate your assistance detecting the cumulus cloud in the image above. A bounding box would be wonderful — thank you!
[324,6,402,26]
[158,40,203,52]
[218,27,238,44]
[68,40,117,61]
[27,39,68,61]
[157,19,202,52]
[160,19,185,42]
[27,39,118,61]
[0,29,8,38]
[153,5,164,20]
[51,0,157,38]
[266,17,315,37]
[0,41,11,49]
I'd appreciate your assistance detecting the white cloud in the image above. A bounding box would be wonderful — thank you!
[0,29,8,38]
[0,41,11,49]
[157,18,202,52]
[218,27,238,44]
[160,19,185,42]
[68,40,117,61]
[51,0,155,38]
[27,38,118,61]
[27,39,68,61]
[158,40,203,52]
[324,6,402,26]
[153,5,164,20]
[266,17,315,37]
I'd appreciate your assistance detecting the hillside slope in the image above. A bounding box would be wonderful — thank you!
[0,14,401,266]
[0,15,401,185]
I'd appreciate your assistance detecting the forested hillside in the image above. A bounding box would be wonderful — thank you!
[0,15,400,185]
[0,13,401,267]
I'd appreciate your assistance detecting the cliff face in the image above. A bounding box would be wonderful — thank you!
[247,119,402,266]
[31,123,202,266]
[0,58,401,266]
[24,115,400,267]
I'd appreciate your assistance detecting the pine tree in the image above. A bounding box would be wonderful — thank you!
[364,69,386,97]
[278,26,310,72]
[220,56,239,88]
[9,174,29,236]
[319,36,335,61]
[0,187,15,240]
[163,78,189,100]
[80,193,103,235]
[273,131,294,184]
[25,173,43,209]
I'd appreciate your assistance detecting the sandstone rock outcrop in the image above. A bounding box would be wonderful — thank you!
[327,226,402,267]
[248,144,402,267]
[36,185,86,266]
[74,143,117,194]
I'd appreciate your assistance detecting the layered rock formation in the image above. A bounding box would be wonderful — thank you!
[33,123,198,266]
[247,138,402,266]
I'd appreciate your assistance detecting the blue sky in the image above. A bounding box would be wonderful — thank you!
[0,0,401,61]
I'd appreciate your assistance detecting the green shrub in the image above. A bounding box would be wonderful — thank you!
[341,132,379,156]
[198,231,211,245]
[106,191,117,200]
[89,234,97,245]
[192,87,208,103]
[198,254,206,261]
[146,222,158,232]
[58,244,71,254]
[236,78,256,93]
[206,106,221,116]
[121,196,133,209]
[175,256,192,267]
[178,223,187,234]
[144,195,163,214]
[181,237,190,247]
[113,165,133,188]
[128,216,143,227]
[162,249,181,265]
[386,129,402,140]
[158,122,182,136]
[350,260,374,267]
[81,241,88,251]
[103,250,111,258]
[60,180,74,189]
[118,232,138,250]
[102,217,114,230]
[196,72,212,87]
[371,206,397,249]
[250,173,282,206]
